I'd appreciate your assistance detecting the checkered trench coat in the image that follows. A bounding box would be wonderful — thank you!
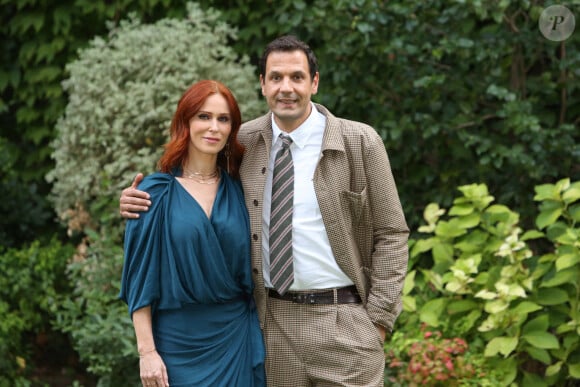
[238,103,409,332]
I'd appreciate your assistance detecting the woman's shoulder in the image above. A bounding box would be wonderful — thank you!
[138,172,174,197]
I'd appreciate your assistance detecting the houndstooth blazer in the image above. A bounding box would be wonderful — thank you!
[238,103,409,332]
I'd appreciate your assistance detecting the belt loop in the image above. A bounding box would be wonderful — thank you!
[333,288,338,304]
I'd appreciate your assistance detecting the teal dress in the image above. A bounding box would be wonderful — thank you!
[119,171,265,387]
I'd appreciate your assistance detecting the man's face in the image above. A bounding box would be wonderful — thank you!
[260,50,319,133]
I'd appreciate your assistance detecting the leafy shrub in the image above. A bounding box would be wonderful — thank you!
[397,178,580,386]
[47,1,265,237]
[51,230,138,386]
[0,237,74,385]
[385,325,500,386]
[47,3,264,385]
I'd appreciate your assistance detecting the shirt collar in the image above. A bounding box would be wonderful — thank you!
[271,103,325,149]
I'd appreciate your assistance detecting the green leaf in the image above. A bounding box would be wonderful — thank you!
[435,219,467,238]
[546,361,562,377]
[512,301,542,315]
[454,212,481,229]
[447,299,478,314]
[525,347,551,365]
[484,336,518,357]
[402,295,416,312]
[449,203,474,216]
[569,204,580,222]
[540,268,578,288]
[521,230,544,241]
[419,298,447,327]
[535,288,569,306]
[569,362,580,378]
[410,238,434,256]
[522,372,549,386]
[536,208,563,230]
[423,203,446,225]
[432,242,454,268]
[554,229,580,246]
[534,183,561,201]
[522,331,560,349]
[523,315,549,335]
[556,252,580,271]
[484,299,509,313]
[402,270,415,295]
[562,186,580,204]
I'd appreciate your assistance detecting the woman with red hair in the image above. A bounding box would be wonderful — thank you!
[120,80,265,387]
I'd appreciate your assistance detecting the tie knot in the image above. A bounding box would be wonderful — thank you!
[279,134,293,148]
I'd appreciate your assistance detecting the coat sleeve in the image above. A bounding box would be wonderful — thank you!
[119,173,171,317]
[363,132,410,332]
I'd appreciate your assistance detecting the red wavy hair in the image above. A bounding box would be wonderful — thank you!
[157,80,244,179]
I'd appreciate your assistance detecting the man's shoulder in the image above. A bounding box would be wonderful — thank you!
[240,112,271,133]
[239,112,271,146]
[317,104,381,143]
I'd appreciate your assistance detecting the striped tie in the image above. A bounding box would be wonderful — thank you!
[269,134,294,295]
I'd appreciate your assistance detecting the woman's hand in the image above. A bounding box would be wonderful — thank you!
[139,349,169,387]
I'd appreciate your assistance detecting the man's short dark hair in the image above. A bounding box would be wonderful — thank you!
[259,35,319,81]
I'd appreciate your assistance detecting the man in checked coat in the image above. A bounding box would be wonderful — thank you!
[120,35,409,387]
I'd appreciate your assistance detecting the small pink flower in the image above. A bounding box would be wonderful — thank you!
[445,359,454,371]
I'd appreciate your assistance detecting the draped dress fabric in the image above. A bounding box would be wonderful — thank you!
[119,171,265,387]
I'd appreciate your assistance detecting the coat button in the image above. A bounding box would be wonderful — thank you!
[252,234,258,241]
[253,199,259,206]
[252,268,259,274]
[261,167,266,174]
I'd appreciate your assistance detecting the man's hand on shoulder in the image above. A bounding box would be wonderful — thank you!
[119,173,151,219]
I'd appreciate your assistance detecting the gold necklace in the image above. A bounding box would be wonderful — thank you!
[182,167,220,185]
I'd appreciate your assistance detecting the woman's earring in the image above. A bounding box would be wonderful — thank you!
[225,142,231,175]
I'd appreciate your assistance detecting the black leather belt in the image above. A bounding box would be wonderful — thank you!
[267,285,361,304]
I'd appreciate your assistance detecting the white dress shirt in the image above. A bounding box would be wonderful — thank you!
[262,103,354,290]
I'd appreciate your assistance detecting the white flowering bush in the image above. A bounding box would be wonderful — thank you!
[46,4,265,383]
[48,2,264,235]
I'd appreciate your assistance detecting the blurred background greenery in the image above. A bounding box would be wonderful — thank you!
[0,0,578,386]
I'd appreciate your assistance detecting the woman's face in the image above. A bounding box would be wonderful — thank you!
[188,93,232,158]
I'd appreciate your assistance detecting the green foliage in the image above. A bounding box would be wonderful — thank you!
[47,4,264,384]
[0,0,188,248]
[0,237,74,385]
[211,0,580,229]
[51,230,139,386]
[398,178,580,385]
[0,137,54,248]
[47,2,264,236]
